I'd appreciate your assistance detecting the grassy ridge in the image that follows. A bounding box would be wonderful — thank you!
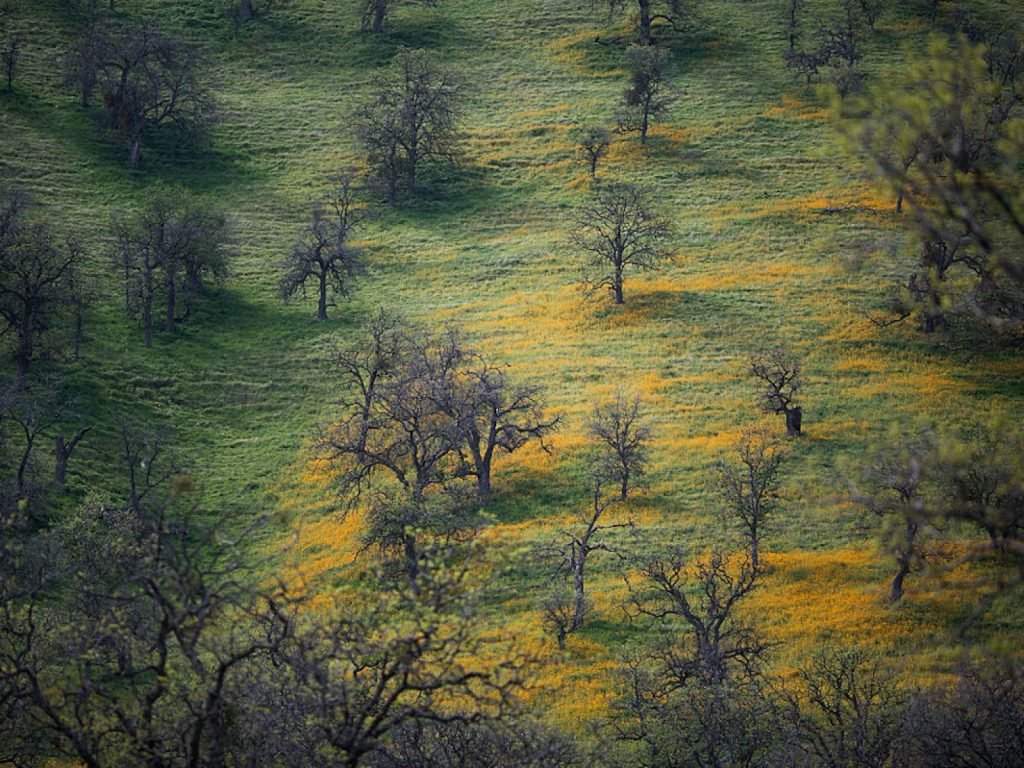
[3,0,1024,729]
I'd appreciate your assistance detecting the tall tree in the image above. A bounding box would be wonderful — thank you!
[111,187,229,347]
[616,45,673,145]
[572,182,671,305]
[280,176,367,320]
[0,193,84,387]
[356,48,462,202]
[588,391,652,500]
[717,430,784,571]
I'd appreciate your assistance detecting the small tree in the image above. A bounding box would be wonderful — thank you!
[111,187,229,347]
[749,347,804,436]
[360,0,437,34]
[588,391,652,500]
[0,193,84,387]
[356,48,461,202]
[545,480,631,639]
[572,182,670,305]
[604,0,700,45]
[616,45,673,145]
[280,176,367,320]
[717,430,783,571]
[572,125,611,177]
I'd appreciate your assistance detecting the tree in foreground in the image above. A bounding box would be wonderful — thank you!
[280,175,367,320]
[588,391,651,500]
[572,182,670,305]
[616,45,674,145]
[0,192,84,386]
[356,48,461,202]
[749,347,804,436]
[112,186,229,347]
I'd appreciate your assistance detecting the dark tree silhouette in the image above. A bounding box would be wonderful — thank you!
[616,45,674,145]
[588,391,651,500]
[356,48,461,202]
[717,430,784,571]
[361,0,438,34]
[572,125,611,177]
[572,182,670,305]
[280,176,367,320]
[749,347,804,436]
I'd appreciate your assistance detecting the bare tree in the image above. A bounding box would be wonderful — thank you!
[788,648,907,768]
[71,19,215,168]
[604,0,700,44]
[111,187,229,347]
[588,391,651,501]
[749,347,804,437]
[356,48,462,202]
[544,480,631,640]
[627,548,766,687]
[53,426,90,491]
[0,33,19,92]
[450,356,559,501]
[0,193,84,387]
[717,430,784,571]
[853,432,939,603]
[572,125,611,177]
[280,176,367,320]
[616,45,674,145]
[572,182,670,305]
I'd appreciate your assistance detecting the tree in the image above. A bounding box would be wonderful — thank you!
[717,430,784,571]
[72,20,215,168]
[356,48,461,202]
[280,176,367,320]
[588,391,651,500]
[627,547,767,688]
[572,182,670,305]
[786,0,872,96]
[449,355,559,501]
[111,187,229,347]
[0,193,84,386]
[1,30,20,92]
[605,0,700,45]
[544,480,631,642]
[749,347,804,436]
[572,125,611,177]
[846,37,1024,333]
[361,0,438,34]
[616,45,673,145]
[853,430,939,603]
[787,648,907,768]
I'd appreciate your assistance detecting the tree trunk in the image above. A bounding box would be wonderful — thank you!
[15,313,31,389]
[371,2,386,33]
[571,563,586,630]
[404,532,420,593]
[128,133,143,169]
[895,186,904,214]
[889,558,910,603]
[239,0,254,20]
[640,103,650,144]
[785,406,802,436]
[638,0,653,44]
[590,153,598,177]
[142,277,154,348]
[476,460,492,500]
[613,271,624,305]
[620,472,629,501]
[750,529,760,571]
[165,265,177,333]
[317,271,328,320]
[54,427,90,491]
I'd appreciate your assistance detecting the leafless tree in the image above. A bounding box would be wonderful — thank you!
[588,391,651,500]
[604,0,700,44]
[785,0,872,95]
[1,32,19,92]
[627,548,766,687]
[450,356,559,501]
[356,48,462,202]
[280,175,367,320]
[0,193,84,387]
[787,648,907,768]
[544,480,631,640]
[750,347,804,437]
[853,431,939,603]
[572,125,611,177]
[111,186,229,347]
[616,45,674,145]
[71,19,215,168]
[717,430,784,571]
[572,182,671,305]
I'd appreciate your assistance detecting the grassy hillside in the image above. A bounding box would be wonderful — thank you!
[2,0,1023,736]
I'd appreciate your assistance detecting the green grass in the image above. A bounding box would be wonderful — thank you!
[3,0,1024,720]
